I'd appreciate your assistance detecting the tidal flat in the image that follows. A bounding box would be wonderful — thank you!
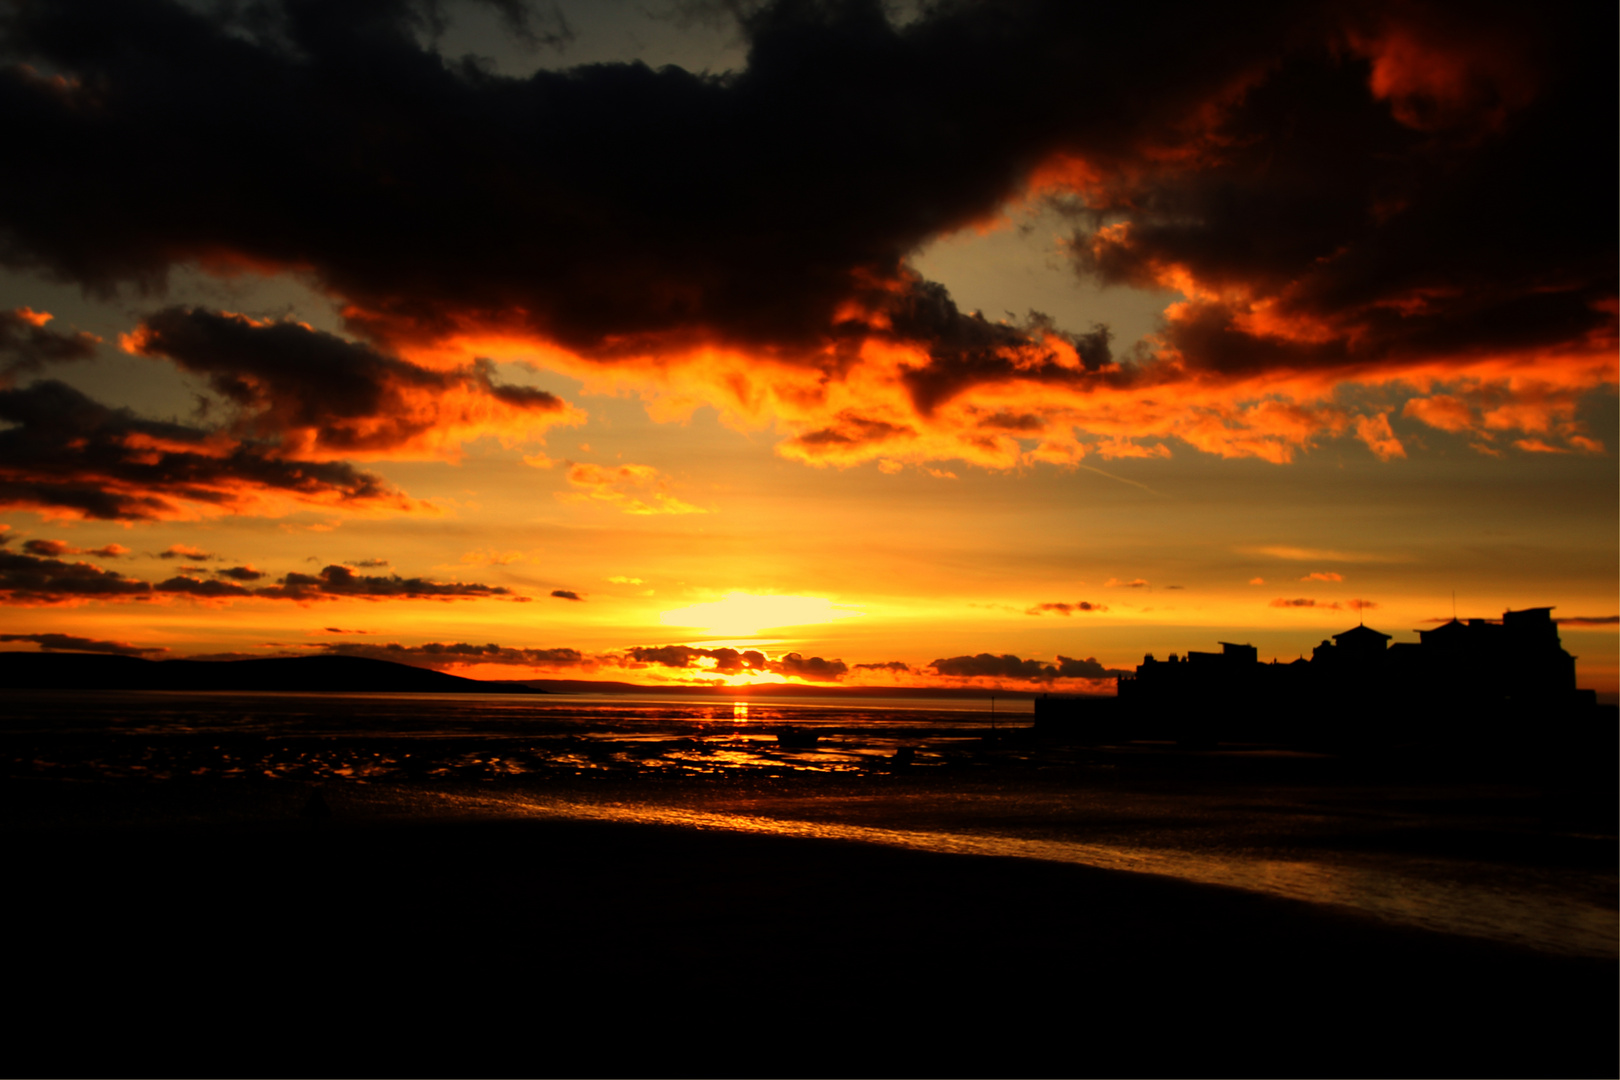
[5,689,1615,1078]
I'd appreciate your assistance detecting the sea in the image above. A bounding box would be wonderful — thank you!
[5,688,1615,962]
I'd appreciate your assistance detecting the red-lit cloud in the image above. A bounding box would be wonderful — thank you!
[0,0,1608,482]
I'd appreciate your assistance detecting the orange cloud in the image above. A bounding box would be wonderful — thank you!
[558,462,707,516]
[1354,413,1405,462]
[1403,394,1475,433]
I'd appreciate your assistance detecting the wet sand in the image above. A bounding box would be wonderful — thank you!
[6,776,1616,1078]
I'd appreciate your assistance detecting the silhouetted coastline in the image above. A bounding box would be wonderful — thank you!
[0,651,543,693]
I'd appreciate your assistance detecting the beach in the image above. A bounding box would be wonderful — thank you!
[4,692,1617,1078]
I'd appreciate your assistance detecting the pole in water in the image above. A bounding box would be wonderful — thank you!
[991,694,996,731]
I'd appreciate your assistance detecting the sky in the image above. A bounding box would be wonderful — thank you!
[0,0,1614,696]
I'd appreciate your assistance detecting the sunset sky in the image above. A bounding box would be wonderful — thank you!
[0,0,1614,695]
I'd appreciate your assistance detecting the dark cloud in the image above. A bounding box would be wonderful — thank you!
[1054,655,1130,679]
[349,558,391,568]
[930,653,1055,681]
[978,411,1047,434]
[216,565,266,582]
[627,645,769,675]
[930,651,1127,681]
[890,290,1102,417]
[158,544,214,561]
[316,641,584,668]
[0,0,1606,467]
[1270,598,1339,608]
[21,538,128,558]
[782,413,916,458]
[125,307,571,455]
[550,589,582,601]
[0,380,413,521]
[1025,600,1107,615]
[772,652,847,681]
[622,644,844,680]
[0,548,153,603]
[155,575,253,599]
[255,564,514,601]
[1069,5,1616,378]
[0,631,164,656]
[2,0,1235,358]
[1556,616,1618,627]
[0,308,99,381]
[852,660,911,672]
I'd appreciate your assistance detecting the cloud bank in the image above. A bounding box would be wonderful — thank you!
[0,0,1604,484]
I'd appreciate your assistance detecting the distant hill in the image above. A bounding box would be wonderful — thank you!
[0,652,544,694]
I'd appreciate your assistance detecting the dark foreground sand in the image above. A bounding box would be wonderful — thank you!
[5,778,1616,1079]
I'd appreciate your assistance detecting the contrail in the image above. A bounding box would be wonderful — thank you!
[1077,463,1164,496]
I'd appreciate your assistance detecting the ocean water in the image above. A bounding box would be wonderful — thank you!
[1,689,1029,779]
[5,689,1615,961]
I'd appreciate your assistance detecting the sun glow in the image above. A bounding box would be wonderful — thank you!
[660,592,864,636]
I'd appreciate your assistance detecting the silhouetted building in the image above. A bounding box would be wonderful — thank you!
[1041,606,1595,748]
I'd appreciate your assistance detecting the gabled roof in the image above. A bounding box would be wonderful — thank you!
[1333,624,1392,645]
[1419,618,1470,641]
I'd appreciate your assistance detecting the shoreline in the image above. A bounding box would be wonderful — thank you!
[6,720,1615,1077]
[7,791,1617,1078]
[9,769,1615,961]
